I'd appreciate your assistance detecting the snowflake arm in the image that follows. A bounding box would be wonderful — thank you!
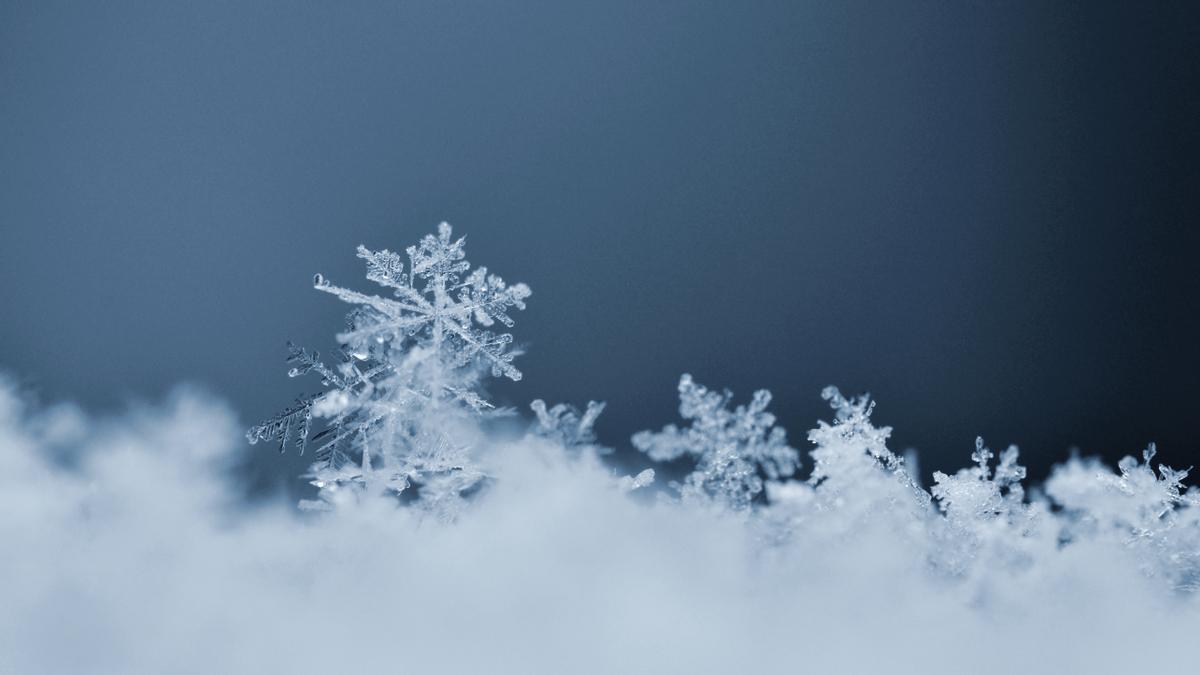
[246,396,315,454]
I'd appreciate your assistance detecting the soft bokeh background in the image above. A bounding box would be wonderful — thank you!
[2,1,1197,489]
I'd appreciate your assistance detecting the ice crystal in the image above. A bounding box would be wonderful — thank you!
[806,386,927,510]
[929,437,1043,585]
[1100,444,1195,518]
[530,399,607,450]
[931,437,1028,522]
[249,222,529,515]
[632,374,799,510]
[616,468,656,492]
[1047,443,1200,591]
[760,386,929,547]
[809,387,901,479]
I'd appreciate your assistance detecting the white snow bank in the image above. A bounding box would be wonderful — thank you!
[0,378,1195,675]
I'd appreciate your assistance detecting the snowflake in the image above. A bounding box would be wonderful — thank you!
[925,437,1045,592]
[633,374,799,510]
[763,386,929,546]
[1100,443,1196,518]
[807,386,901,482]
[249,222,530,514]
[931,437,1028,521]
[1048,443,1200,591]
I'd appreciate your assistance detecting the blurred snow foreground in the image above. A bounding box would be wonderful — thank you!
[2,225,1198,675]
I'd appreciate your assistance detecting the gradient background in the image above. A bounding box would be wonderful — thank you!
[2,1,1197,490]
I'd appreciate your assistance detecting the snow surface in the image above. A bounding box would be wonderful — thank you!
[1,377,1196,675]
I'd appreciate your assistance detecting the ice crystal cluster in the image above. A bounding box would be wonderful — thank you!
[242,223,1200,606]
[3,222,1198,675]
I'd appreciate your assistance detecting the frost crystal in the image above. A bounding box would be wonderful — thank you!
[1047,443,1200,591]
[807,386,925,504]
[929,437,1042,585]
[807,387,898,479]
[1100,443,1194,518]
[249,222,530,516]
[633,374,799,510]
[617,468,657,492]
[762,386,930,547]
[931,437,1028,521]
[530,399,607,450]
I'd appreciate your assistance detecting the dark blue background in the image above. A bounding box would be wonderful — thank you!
[2,1,1197,488]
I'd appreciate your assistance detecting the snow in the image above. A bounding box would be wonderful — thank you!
[2,376,1198,675]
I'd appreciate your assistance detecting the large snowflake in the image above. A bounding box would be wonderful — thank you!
[248,222,530,514]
